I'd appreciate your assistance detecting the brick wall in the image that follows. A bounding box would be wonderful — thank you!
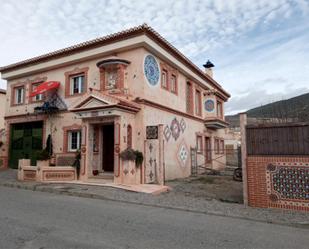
[247,156,309,212]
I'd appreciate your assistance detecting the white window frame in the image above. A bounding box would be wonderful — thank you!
[15,87,24,104]
[70,74,84,95]
[68,130,81,152]
[33,83,43,102]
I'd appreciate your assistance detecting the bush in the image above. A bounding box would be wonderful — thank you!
[134,150,143,168]
[120,148,144,168]
[119,148,136,161]
[36,149,50,161]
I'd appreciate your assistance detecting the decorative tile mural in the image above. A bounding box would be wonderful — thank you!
[164,117,186,142]
[146,126,158,139]
[266,162,309,207]
[177,141,189,168]
[145,140,159,183]
[204,98,215,112]
[163,126,172,142]
[144,54,160,86]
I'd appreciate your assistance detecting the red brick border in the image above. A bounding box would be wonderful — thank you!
[247,156,309,212]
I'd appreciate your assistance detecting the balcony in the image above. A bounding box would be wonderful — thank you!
[204,117,229,129]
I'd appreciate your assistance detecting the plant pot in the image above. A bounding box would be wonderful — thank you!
[37,160,49,167]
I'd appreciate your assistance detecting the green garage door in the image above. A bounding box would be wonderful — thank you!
[9,121,43,169]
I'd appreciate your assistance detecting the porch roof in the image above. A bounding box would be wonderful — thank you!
[69,91,141,115]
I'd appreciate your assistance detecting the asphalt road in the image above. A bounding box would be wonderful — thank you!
[0,186,308,249]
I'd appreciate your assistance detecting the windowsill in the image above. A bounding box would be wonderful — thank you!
[11,103,25,106]
[66,92,86,98]
[29,99,45,104]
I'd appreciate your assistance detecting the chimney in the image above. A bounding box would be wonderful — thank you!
[203,60,215,78]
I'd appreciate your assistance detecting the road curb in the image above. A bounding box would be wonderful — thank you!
[0,181,307,229]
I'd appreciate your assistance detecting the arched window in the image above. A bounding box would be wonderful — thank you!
[127,125,132,149]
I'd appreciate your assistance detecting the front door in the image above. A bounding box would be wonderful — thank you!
[9,121,43,169]
[102,124,114,172]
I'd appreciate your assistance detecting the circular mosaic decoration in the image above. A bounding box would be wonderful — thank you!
[144,54,160,86]
[204,99,215,112]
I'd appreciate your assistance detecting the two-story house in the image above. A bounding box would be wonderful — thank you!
[0,24,230,184]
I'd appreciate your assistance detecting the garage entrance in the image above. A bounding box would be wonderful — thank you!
[9,121,43,169]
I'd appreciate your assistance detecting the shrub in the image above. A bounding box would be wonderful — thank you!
[120,148,144,168]
[36,149,50,161]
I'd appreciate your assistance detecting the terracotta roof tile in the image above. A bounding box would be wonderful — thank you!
[0,23,230,98]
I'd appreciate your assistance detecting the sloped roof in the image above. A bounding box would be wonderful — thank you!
[0,23,230,98]
[69,90,141,113]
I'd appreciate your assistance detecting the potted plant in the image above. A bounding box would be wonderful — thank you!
[120,148,144,184]
[36,149,50,167]
[134,150,144,168]
[120,148,144,168]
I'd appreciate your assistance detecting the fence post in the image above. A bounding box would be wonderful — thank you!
[240,112,248,206]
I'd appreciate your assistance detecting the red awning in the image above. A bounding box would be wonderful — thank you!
[29,81,60,97]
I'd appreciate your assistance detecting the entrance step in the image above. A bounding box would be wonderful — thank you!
[88,173,113,180]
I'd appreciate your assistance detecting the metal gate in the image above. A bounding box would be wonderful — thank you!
[190,145,241,177]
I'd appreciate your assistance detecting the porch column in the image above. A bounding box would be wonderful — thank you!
[158,124,165,185]
[79,121,89,181]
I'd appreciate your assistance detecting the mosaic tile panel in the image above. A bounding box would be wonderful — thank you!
[177,141,189,168]
[266,162,309,207]
[164,117,186,142]
[144,54,160,86]
[146,126,158,139]
[204,99,215,112]
[145,140,159,183]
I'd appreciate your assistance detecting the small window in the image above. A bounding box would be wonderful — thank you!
[14,87,24,104]
[32,83,43,102]
[214,138,220,154]
[70,74,85,95]
[217,101,223,118]
[195,90,202,116]
[220,139,225,154]
[68,130,81,152]
[186,82,193,114]
[196,136,203,153]
[170,74,177,93]
[161,70,168,89]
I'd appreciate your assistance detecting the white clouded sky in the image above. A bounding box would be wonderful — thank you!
[0,0,308,114]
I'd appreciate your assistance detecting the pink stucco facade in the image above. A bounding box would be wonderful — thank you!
[0,25,230,184]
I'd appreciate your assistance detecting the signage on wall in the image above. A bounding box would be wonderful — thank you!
[204,98,215,112]
[144,54,160,86]
[146,126,158,139]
